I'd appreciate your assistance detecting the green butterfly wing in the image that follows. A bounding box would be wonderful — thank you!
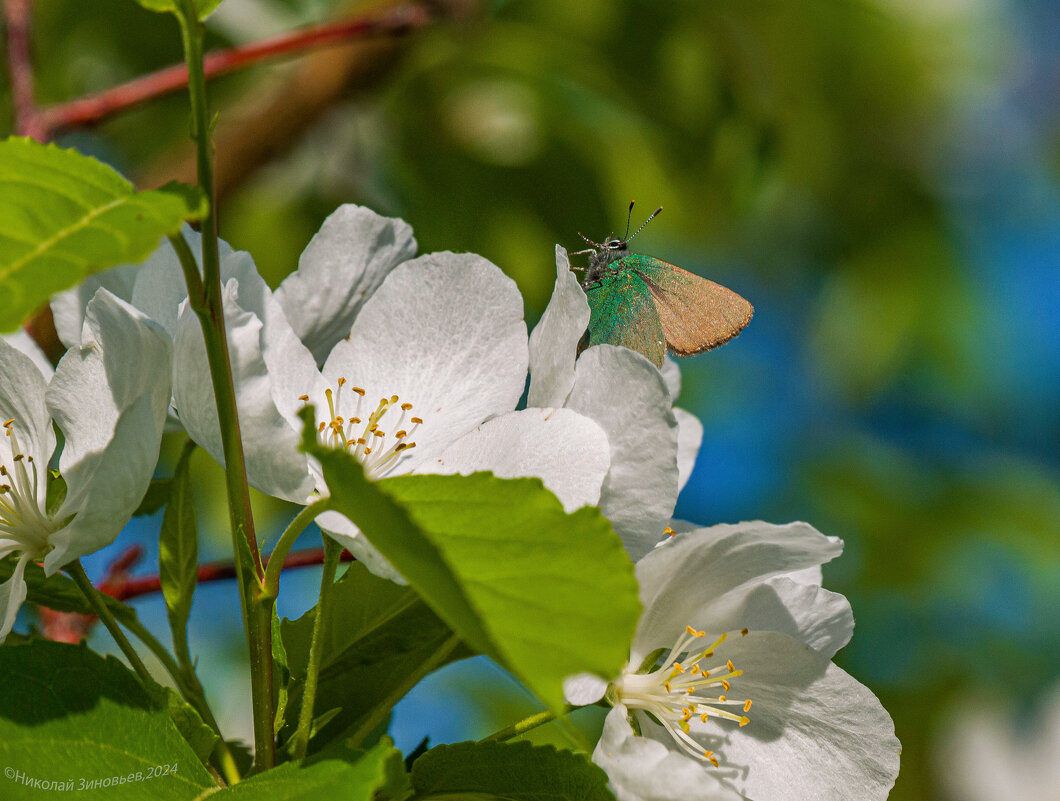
[625,254,753,356]
[584,268,666,366]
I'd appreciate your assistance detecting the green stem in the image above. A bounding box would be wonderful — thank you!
[121,614,242,786]
[175,2,274,770]
[66,561,151,684]
[289,536,342,760]
[482,707,567,743]
[262,498,333,598]
[168,232,204,302]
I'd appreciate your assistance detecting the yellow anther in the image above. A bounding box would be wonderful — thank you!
[738,717,750,727]
[318,422,326,432]
[401,402,413,410]
[708,755,719,768]
[298,394,310,402]
[686,625,704,637]
[363,447,372,455]
[700,712,709,723]
[350,417,361,425]
[337,377,346,386]
[685,687,695,695]
[410,416,423,425]
[13,454,23,462]
[726,660,735,672]
[664,526,676,537]
[352,387,366,396]
[743,699,752,712]
[390,395,399,404]
[718,695,727,703]
[721,680,730,691]
[395,430,407,438]
[663,681,672,693]
[740,627,749,636]
[357,438,367,445]
[672,662,684,672]
[3,419,13,427]
[373,430,385,438]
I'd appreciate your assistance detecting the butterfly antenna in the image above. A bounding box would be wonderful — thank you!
[626,206,663,243]
[624,199,636,240]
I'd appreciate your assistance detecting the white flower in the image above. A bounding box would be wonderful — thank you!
[935,680,1060,801]
[527,247,704,560]
[567,521,900,801]
[0,291,171,640]
[54,207,613,581]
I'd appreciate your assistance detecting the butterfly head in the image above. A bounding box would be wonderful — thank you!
[572,203,662,282]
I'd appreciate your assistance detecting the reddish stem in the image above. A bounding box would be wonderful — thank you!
[111,546,354,602]
[38,546,353,642]
[35,3,430,136]
[4,0,46,139]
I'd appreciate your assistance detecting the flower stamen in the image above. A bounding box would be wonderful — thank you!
[300,382,424,479]
[615,624,753,765]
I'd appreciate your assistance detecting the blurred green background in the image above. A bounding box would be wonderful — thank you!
[7,0,1058,798]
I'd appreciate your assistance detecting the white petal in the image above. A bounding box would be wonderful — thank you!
[719,576,854,659]
[564,673,609,706]
[527,246,590,407]
[784,564,823,586]
[659,357,681,400]
[422,407,610,512]
[594,705,741,801]
[50,265,139,348]
[317,513,406,584]
[3,330,54,380]
[45,290,172,569]
[632,522,843,662]
[701,631,900,801]
[0,553,30,642]
[565,346,679,561]
[673,407,702,492]
[322,252,528,465]
[277,205,418,363]
[172,283,315,504]
[0,338,55,510]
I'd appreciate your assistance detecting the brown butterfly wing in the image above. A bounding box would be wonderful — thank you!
[626,254,753,356]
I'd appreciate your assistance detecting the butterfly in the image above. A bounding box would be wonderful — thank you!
[571,202,753,367]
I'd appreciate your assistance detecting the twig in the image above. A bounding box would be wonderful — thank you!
[111,546,354,602]
[37,546,352,643]
[3,0,45,139]
[35,3,431,136]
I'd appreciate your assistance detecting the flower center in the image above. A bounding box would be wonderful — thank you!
[0,419,58,555]
[614,625,753,767]
[299,378,423,479]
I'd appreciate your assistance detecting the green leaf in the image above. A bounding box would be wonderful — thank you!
[0,640,216,799]
[133,0,223,20]
[279,562,467,755]
[0,137,206,332]
[410,741,615,801]
[219,738,404,800]
[134,477,173,516]
[301,409,641,714]
[159,443,198,645]
[272,604,291,738]
[142,682,219,764]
